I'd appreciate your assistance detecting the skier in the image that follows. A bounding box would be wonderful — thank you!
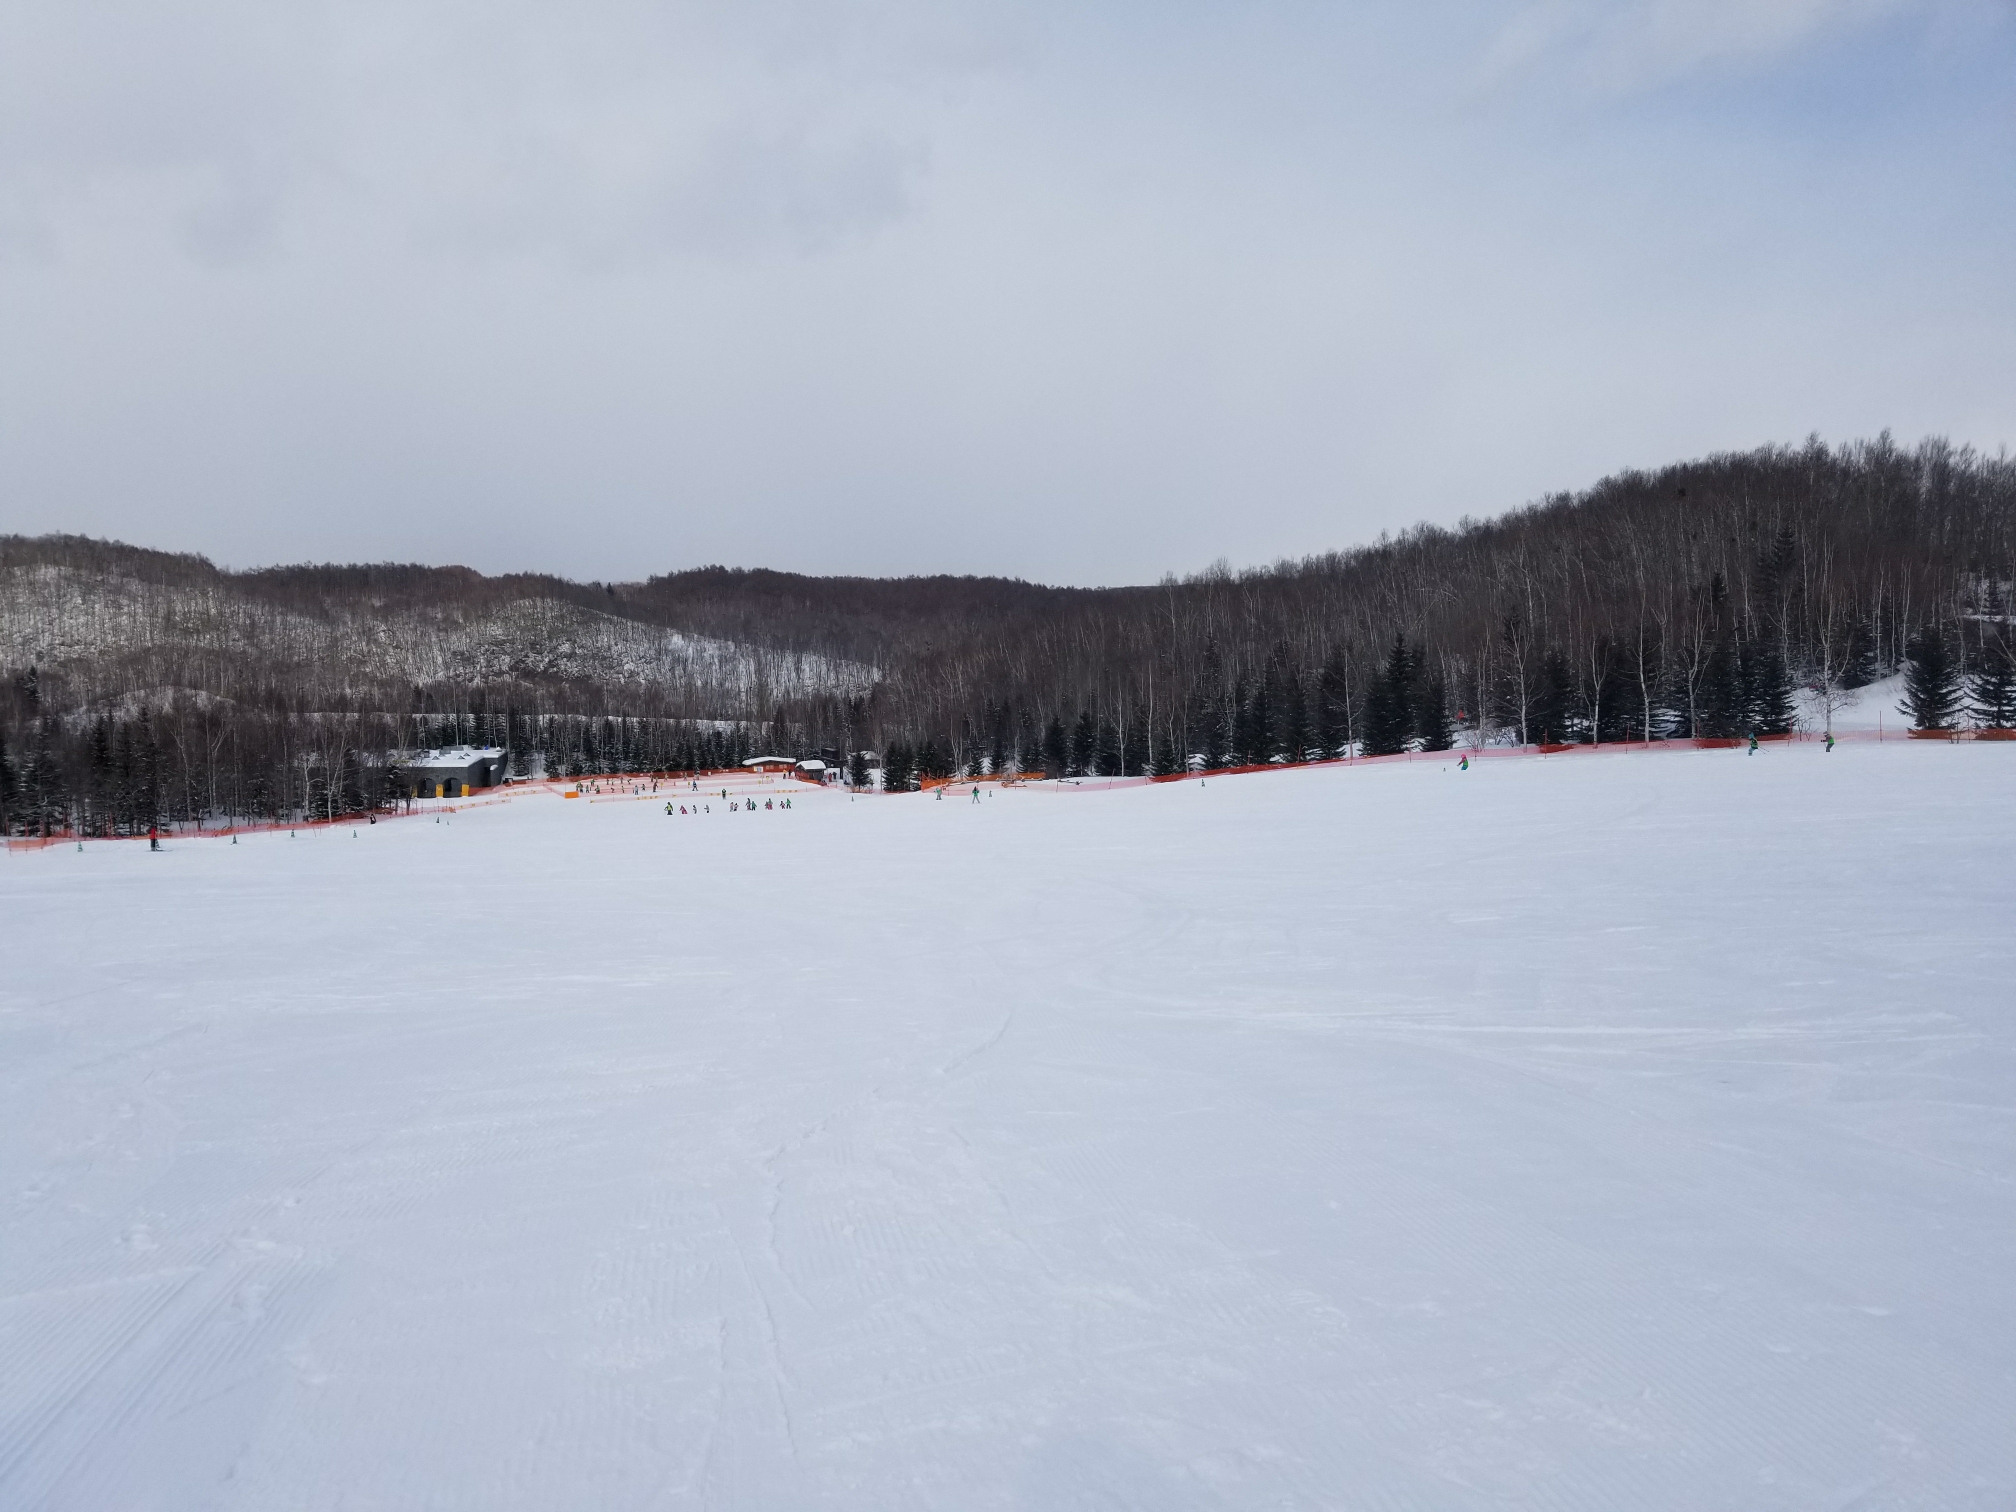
[972,786,980,803]
[149,825,161,852]
[1747,732,1759,755]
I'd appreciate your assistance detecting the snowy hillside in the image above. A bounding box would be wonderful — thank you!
[0,561,873,706]
[3,745,2013,1508]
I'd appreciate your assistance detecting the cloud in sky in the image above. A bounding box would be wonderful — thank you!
[1483,0,1937,88]
[0,1,2010,585]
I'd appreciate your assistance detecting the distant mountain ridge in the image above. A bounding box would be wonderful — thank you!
[0,536,876,719]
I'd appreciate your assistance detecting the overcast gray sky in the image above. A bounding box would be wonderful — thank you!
[2,1,2011,586]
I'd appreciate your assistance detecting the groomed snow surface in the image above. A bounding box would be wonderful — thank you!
[4,746,2014,1511]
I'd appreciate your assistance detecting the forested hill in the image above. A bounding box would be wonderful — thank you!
[3,433,2013,832]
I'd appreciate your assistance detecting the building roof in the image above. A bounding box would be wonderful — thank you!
[741,755,797,767]
[403,746,505,771]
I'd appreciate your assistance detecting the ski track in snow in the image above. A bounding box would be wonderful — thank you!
[2,746,2014,1509]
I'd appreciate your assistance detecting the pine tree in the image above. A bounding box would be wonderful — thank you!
[848,747,871,789]
[86,719,113,835]
[1315,647,1354,757]
[1743,638,1796,736]
[1363,635,1416,756]
[1278,664,1310,762]
[1416,671,1454,751]
[1968,625,2016,729]
[1902,625,1962,731]
[339,749,366,814]
[882,741,913,792]
[1841,618,1879,689]
[1698,637,1742,739]
[1528,649,1573,746]
[1193,641,1228,769]
[1041,718,1067,777]
[1069,711,1098,776]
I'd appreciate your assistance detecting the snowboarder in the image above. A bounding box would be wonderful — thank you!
[1458,754,1469,771]
[1824,731,1835,753]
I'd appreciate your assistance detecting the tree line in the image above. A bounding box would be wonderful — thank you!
[4,433,2012,830]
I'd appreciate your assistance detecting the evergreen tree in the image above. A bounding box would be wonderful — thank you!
[1069,710,1098,776]
[339,749,366,814]
[1363,635,1416,756]
[87,719,113,835]
[882,740,914,792]
[0,723,12,835]
[1041,718,1067,777]
[1840,618,1879,689]
[1192,641,1228,769]
[1901,625,1962,731]
[1697,637,1742,738]
[848,747,871,789]
[1416,671,1455,751]
[1968,625,2016,729]
[1279,663,1310,762]
[1743,638,1796,736]
[1315,647,1354,757]
[1529,649,1575,745]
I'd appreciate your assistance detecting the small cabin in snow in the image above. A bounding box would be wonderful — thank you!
[741,755,798,774]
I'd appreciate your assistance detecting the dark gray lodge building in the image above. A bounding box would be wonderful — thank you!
[401,746,507,800]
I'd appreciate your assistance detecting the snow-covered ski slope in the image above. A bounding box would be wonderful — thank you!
[3,745,2013,1511]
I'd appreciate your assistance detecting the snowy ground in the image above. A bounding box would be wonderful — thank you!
[3,747,2014,1510]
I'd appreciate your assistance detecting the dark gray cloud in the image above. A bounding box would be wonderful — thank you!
[1,1,2011,585]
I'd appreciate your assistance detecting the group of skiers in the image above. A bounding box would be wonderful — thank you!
[664,796,793,816]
